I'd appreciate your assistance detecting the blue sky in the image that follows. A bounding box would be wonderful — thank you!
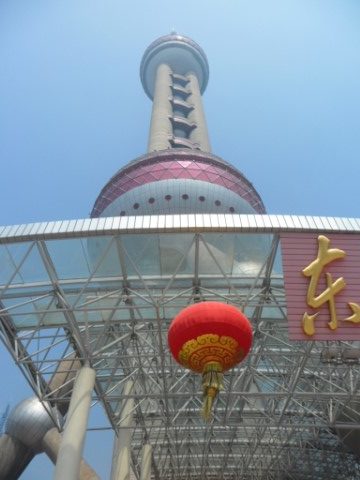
[0,0,360,477]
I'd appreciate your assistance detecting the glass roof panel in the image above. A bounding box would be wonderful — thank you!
[121,234,161,277]
[10,242,51,284]
[86,236,123,278]
[46,238,92,279]
[0,242,34,286]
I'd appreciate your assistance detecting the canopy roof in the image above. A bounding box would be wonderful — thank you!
[0,213,359,480]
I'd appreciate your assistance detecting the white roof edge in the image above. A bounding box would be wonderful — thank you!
[0,214,359,244]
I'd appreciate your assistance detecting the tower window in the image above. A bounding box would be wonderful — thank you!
[133,203,140,210]
[165,195,172,201]
[172,73,189,87]
[148,197,155,204]
[229,207,235,213]
[182,194,189,200]
[199,196,205,202]
[120,211,126,216]
[215,200,221,206]
[173,127,188,139]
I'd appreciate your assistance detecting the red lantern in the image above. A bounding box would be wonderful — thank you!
[168,301,252,420]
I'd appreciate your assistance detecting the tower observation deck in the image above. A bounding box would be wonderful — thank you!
[0,33,360,480]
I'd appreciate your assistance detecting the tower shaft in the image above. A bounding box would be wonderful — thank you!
[186,72,210,151]
[148,64,173,152]
[148,64,210,152]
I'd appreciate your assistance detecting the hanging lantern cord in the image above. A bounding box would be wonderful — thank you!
[202,362,224,421]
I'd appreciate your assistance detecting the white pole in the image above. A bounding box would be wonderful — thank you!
[140,444,152,480]
[112,380,134,480]
[43,427,99,480]
[53,366,95,480]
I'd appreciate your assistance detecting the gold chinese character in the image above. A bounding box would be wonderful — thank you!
[346,302,360,324]
[302,235,346,336]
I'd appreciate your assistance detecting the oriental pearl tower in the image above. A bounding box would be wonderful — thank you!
[1,34,268,480]
[91,33,265,223]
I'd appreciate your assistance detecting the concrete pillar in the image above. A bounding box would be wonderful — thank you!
[111,380,134,480]
[43,427,99,480]
[187,72,211,152]
[148,64,173,152]
[140,444,152,480]
[0,434,33,480]
[53,365,96,480]
[48,355,81,415]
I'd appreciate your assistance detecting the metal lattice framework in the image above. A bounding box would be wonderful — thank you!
[0,214,360,480]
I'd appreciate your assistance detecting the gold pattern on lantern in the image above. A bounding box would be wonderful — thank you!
[178,334,243,373]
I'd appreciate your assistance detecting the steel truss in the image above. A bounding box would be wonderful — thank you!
[0,219,360,479]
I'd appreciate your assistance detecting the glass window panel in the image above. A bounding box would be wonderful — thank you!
[200,233,235,275]
[121,234,161,277]
[11,311,67,329]
[233,233,273,276]
[14,243,51,284]
[72,307,132,324]
[0,242,34,286]
[273,242,284,274]
[47,238,91,279]
[159,233,194,276]
[86,236,122,278]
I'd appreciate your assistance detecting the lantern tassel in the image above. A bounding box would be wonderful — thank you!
[202,362,223,421]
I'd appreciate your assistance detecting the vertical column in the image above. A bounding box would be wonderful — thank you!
[54,365,96,480]
[112,381,134,480]
[148,64,173,152]
[140,444,152,480]
[43,428,99,480]
[0,435,30,480]
[186,72,211,152]
[48,355,81,415]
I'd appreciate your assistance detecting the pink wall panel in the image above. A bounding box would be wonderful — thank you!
[281,233,360,341]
